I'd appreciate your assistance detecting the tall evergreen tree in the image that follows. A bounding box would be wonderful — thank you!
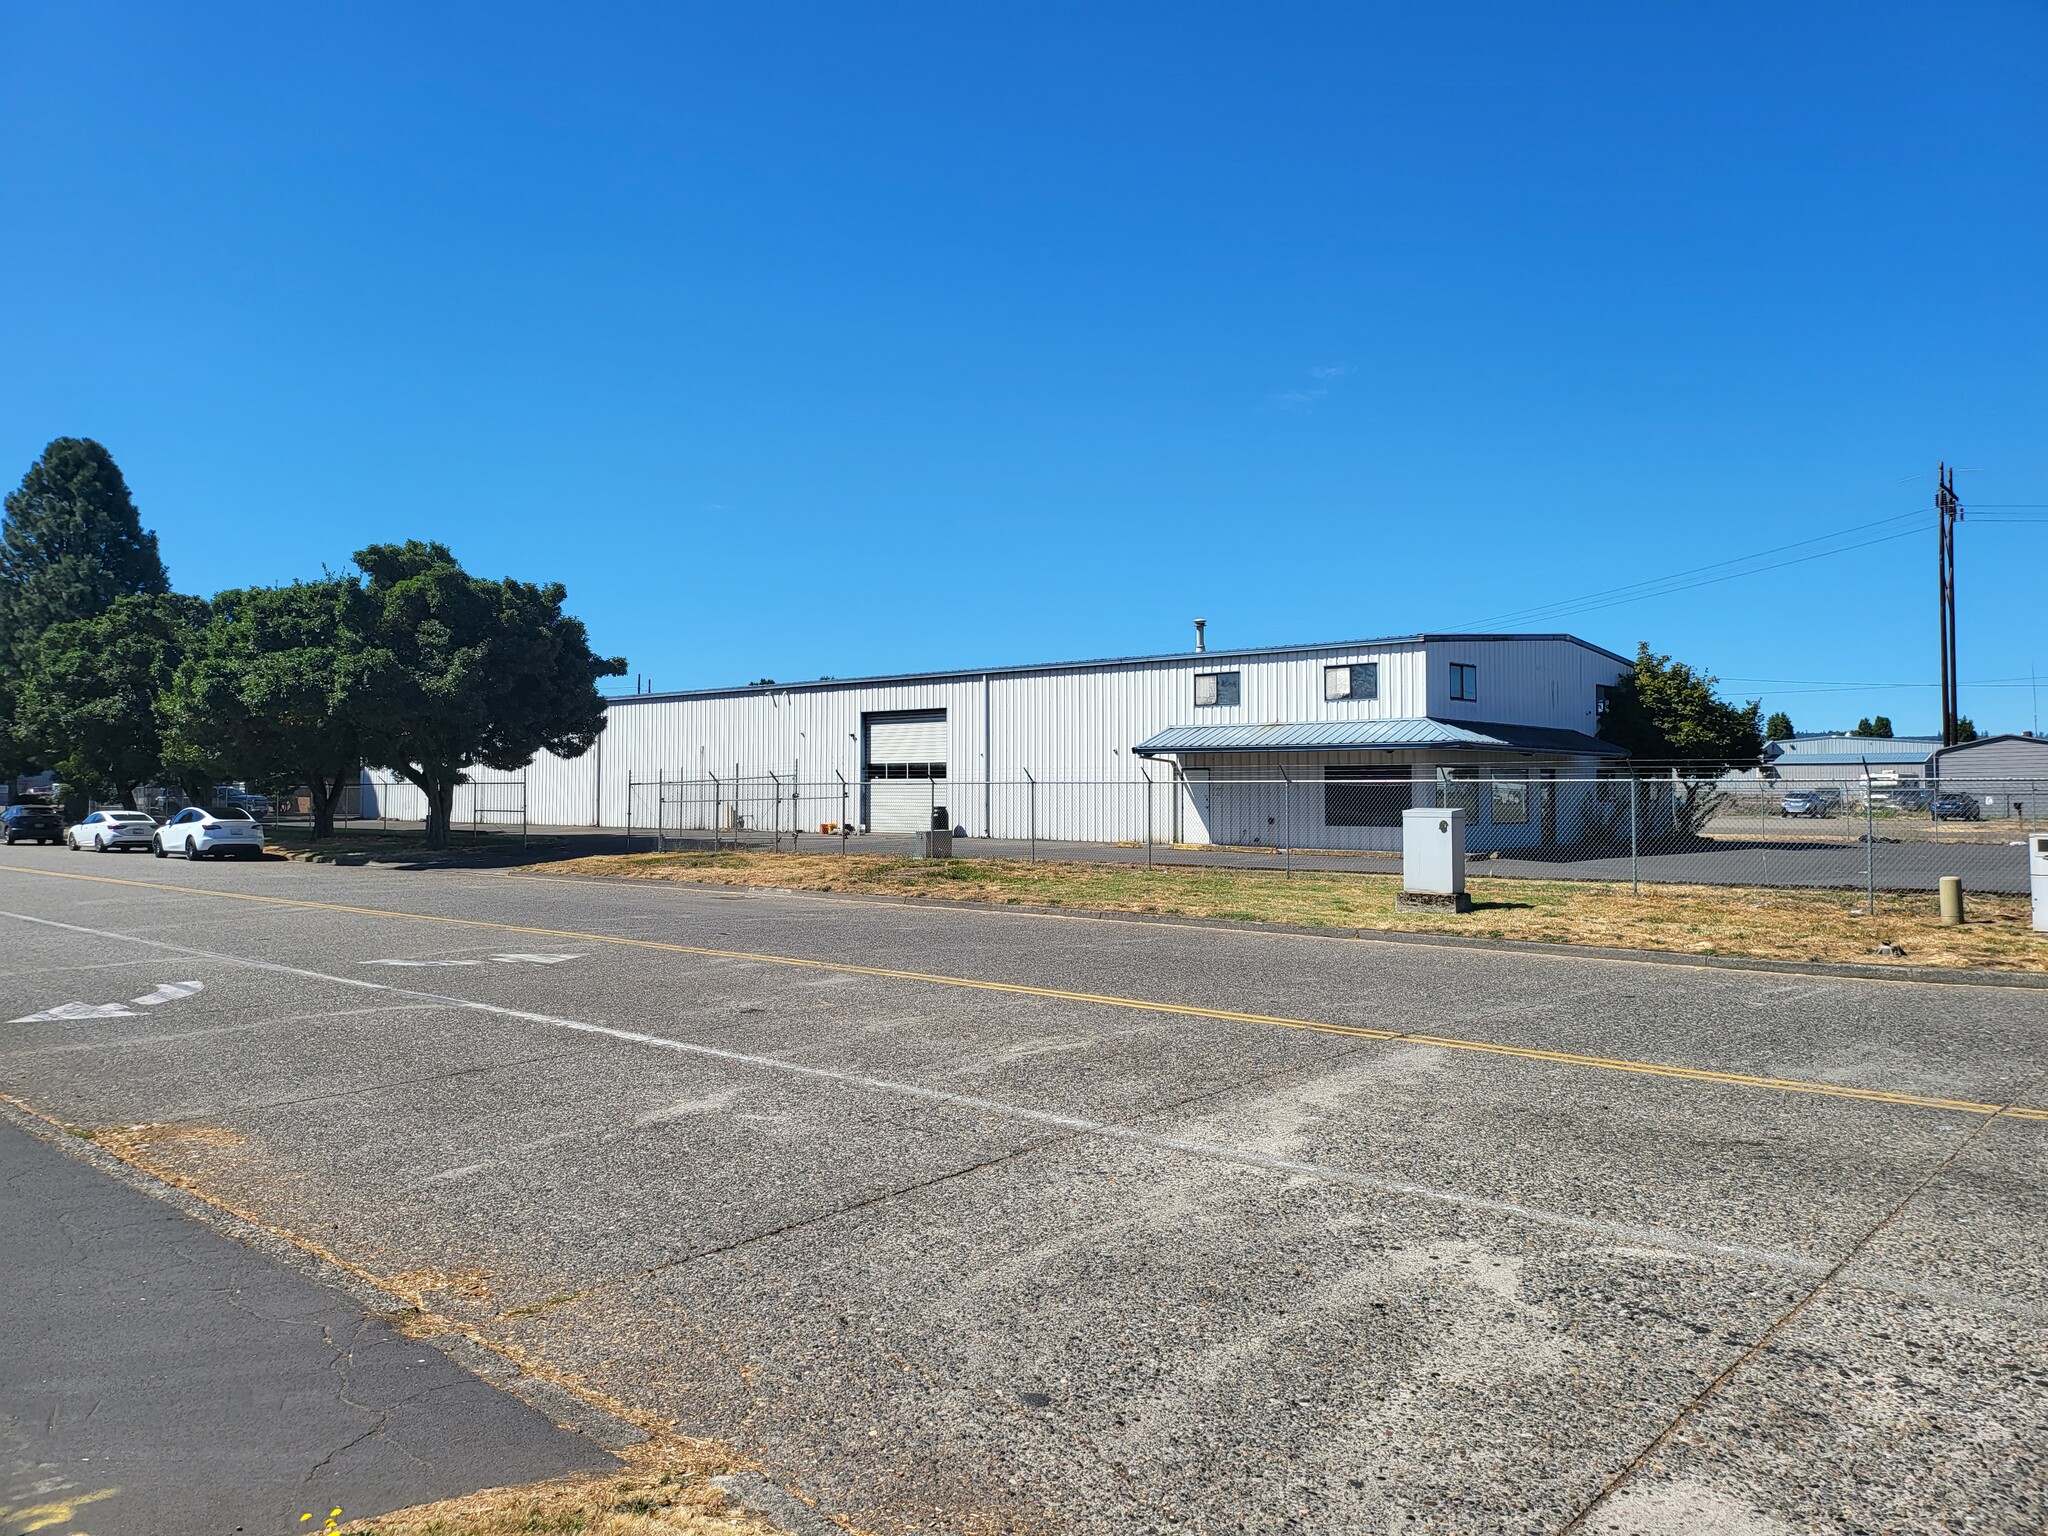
[1764,711,1795,741]
[0,439,171,767]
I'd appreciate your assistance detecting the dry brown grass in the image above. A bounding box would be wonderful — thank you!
[334,1439,781,1536]
[537,850,2048,973]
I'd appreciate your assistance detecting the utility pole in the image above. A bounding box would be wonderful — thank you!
[1936,463,1961,746]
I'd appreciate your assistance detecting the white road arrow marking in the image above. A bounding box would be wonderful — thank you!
[365,958,484,967]
[132,980,204,1007]
[11,1001,137,1023]
[490,953,584,965]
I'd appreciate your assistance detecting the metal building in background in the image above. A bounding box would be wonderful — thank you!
[451,631,1632,850]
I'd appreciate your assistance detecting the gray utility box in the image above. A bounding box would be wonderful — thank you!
[2032,832,2048,933]
[1397,806,1470,913]
[913,829,954,860]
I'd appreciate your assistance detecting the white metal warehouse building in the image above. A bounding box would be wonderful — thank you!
[369,632,1635,852]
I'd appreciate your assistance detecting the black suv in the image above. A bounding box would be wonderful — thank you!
[3,803,63,845]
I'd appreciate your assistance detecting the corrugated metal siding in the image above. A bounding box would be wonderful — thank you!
[1424,638,1622,734]
[1931,736,2048,782]
[443,636,1626,841]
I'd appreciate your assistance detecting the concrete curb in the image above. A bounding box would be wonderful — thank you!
[504,869,2048,992]
[0,1096,648,1455]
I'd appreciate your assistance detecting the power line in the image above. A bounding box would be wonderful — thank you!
[1722,674,2040,687]
[1458,510,1924,628]
[1467,525,1925,628]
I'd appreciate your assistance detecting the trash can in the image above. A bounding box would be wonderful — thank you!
[930,805,949,831]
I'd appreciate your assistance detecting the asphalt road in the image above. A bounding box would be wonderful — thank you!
[0,1119,614,1536]
[0,843,2043,1534]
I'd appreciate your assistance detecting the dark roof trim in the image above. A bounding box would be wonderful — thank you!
[601,633,1630,705]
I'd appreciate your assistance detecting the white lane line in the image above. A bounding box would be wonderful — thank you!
[0,904,1839,1280]
[365,958,484,968]
[132,980,203,1007]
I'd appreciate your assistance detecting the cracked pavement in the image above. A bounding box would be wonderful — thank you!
[0,848,2044,1533]
[0,1118,615,1536]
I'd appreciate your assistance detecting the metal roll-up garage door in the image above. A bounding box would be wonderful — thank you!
[865,711,947,833]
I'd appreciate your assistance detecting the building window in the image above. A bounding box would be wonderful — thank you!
[1595,684,1614,717]
[865,762,947,780]
[1490,771,1529,825]
[1324,663,1379,702]
[1449,663,1478,703]
[1325,767,1411,827]
[1194,671,1240,708]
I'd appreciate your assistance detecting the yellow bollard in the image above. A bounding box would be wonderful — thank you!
[1939,875,1964,926]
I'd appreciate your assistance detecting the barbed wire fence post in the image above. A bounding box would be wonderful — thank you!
[1141,763,1154,870]
[1024,769,1037,864]
[1280,766,1293,878]
[1628,776,1640,896]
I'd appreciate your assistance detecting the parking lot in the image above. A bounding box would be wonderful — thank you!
[1,844,2044,1534]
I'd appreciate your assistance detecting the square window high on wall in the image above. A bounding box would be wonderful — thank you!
[1449,663,1478,703]
[1194,671,1240,707]
[1324,663,1378,702]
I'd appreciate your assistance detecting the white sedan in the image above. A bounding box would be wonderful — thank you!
[153,806,267,861]
[66,809,159,852]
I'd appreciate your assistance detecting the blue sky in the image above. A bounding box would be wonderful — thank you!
[4,3,2044,734]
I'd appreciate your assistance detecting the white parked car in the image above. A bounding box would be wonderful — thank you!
[153,806,266,861]
[66,809,159,852]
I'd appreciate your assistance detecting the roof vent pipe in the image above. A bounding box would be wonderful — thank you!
[1194,618,1207,653]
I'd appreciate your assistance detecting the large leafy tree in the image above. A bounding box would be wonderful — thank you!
[352,541,624,846]
[0,439,171,773]
[1764,711,1795,741]
[16,593,208,809]
[1598,644,1762,843]
[165,578,376,839]
[1600,644,1763,766]
[1851,716,1895,739]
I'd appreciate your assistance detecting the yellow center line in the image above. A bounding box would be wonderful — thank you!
[4,863,2043,1123]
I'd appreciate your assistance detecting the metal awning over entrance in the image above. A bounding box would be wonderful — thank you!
[1132,718,1627,758]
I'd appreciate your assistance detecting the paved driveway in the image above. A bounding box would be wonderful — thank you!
[0,846,2042,1534]
[0,1120,614,1536]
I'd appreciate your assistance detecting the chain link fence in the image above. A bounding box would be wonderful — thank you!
[618,770,2046,905]
[257,771,530,843]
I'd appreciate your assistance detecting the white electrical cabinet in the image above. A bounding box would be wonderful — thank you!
[2031,832,2048,933]
[1398,806,1469,912]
